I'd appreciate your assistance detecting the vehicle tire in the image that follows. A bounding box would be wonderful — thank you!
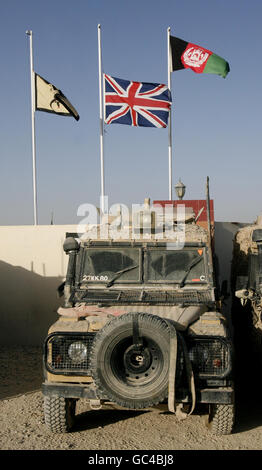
[90,313,176,409]
[43,395,76,433]
[206,403,235,435]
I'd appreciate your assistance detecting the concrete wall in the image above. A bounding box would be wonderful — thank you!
[0,225,78,346]
[0,222,246,346]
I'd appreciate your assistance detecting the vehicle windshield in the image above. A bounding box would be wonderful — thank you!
[80,246,207,285]
[145,248,206,283]
[81,248,141,283]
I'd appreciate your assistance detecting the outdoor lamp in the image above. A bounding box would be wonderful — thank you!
[175,179,186,200]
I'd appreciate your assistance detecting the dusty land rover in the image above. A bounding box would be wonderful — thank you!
[231,216,262,366]
[42,193,235,435]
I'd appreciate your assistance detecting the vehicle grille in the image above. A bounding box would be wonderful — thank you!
[187,337,231,378]
[75,289,213,305]
[45,333,95,375]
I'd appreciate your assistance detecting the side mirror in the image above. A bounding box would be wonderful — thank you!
[252,229,262,243]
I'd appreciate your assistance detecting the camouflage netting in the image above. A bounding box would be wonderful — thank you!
[79,221,210,244]
[181,223,209,243]
[234,225,259,255]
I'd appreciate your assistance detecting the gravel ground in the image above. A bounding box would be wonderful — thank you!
[0,346,262,451]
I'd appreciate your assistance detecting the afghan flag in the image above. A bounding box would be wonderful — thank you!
[170,36,230,78]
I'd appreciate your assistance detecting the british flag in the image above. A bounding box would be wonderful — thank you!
[104,74,172,128]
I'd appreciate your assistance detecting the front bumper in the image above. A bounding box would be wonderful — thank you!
[42,381,234,405]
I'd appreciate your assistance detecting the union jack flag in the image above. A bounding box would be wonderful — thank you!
[104,74,172,128]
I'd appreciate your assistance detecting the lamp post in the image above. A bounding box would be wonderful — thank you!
[175,179,186,200]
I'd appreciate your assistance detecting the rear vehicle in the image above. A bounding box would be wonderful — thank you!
[231,218,262,364]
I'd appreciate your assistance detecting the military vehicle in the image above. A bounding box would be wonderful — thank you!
[42,182,235,435]
[231,216,262,363]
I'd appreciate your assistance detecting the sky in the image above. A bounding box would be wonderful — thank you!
[1,0,262,225]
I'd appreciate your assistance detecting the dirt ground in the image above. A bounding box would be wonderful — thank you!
[0,346,261,451]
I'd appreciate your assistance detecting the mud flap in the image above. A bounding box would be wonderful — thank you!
[167,320,196,420]
[167,320,177,414]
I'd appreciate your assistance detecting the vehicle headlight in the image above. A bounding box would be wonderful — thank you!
[187,337,232,378]
[68,341,88,364]
[189,344,209,365]
[44,333,96,374]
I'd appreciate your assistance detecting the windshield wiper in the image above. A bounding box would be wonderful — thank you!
[179,255,203,288]
[106,264,139,287]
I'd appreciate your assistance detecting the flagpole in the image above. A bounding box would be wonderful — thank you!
[26,29,38,225]
[98,24,105,214]
[167,27,173,201]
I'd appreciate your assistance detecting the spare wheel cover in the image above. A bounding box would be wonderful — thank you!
[90,312,172,409]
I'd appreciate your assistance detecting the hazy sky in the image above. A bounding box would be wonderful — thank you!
[1,0,261,225]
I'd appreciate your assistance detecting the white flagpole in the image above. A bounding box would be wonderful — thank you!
[167,27,173,200]
[26,30,38,225]
[98,24,105,214]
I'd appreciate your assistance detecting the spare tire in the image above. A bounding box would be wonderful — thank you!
[90,312,177,409]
